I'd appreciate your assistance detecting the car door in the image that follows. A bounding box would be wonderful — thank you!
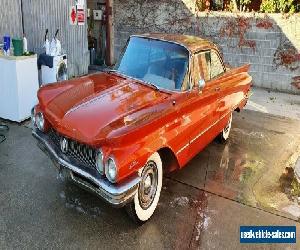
[205,49,228,121]
[186,51,221,159]
[208,49,248,123]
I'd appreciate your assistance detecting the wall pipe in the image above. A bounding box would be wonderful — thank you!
[105,0,114,66]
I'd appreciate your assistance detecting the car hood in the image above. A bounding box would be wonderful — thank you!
[39,72,172,145]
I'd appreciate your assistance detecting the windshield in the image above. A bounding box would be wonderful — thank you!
[115,37,189,91]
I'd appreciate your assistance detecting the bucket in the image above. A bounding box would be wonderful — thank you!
[12,38,23,56]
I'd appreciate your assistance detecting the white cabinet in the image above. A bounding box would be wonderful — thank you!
[0,54,39,122]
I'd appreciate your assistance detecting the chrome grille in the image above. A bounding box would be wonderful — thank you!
[48,129,97,169]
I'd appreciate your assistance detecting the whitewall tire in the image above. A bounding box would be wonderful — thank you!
[125,152,163,224]
[218,113,232,143]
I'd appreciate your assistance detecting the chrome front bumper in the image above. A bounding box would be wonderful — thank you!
[32,129,140,207]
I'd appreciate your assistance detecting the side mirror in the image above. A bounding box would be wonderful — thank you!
[198,79,206,91]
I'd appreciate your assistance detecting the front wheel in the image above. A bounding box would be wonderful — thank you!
[218,113,232,143]
[125,152,163,224]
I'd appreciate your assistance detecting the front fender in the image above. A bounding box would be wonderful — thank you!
[111,129,177,183]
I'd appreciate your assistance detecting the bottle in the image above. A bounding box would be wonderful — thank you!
[23,34,28,53]
[45,39,50,55]
[3,35,11,56]
[56,39,61,55]
[49,38,56,56]
[44,29,50,55]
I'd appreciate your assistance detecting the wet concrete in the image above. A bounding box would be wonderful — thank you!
[169,110,300,220]
[0,109,300,249]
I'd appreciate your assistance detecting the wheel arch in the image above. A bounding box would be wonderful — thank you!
[157,146,180,173]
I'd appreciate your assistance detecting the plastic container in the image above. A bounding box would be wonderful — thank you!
[23,36,28,53]
[3,35,11,56]
[12,38,23,56]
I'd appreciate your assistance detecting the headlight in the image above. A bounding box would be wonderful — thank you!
[96,149,104,174]
[106,157,117,183]
[35,112,45,131]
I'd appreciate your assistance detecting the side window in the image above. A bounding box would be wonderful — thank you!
[193,52,210,87]
[209,50,224,79]
[200,52,210,81]
[192,54,201,89]
[192,50,224,89]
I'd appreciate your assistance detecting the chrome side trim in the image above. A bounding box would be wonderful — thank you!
[131,34,193,56]
[176,110,232,155]
[176,143,190,155]
[32,129,140,207]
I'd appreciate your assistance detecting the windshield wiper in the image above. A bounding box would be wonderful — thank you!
[143,81,160,91]
[104,69,118,73]
[105,69,160,91]
[104,69,128,80]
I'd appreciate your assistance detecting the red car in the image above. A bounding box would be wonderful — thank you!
[32,33,251,223]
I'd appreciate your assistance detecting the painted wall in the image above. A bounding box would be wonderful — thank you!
[0,0,23,40]
[0,0,89,78]
[114,0,300,94]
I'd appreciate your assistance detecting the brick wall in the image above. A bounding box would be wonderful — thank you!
[113,0,300,94]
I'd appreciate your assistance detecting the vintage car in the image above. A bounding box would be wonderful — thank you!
[32,33,251,223]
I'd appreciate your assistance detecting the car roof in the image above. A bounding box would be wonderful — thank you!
[132,33,219,53]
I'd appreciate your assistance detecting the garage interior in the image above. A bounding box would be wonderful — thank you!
[87,0,114,69]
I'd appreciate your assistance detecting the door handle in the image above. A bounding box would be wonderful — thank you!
[215,87,221,91]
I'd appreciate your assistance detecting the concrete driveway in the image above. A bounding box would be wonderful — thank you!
[1,107,300,249]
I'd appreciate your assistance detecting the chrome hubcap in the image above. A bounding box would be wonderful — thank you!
[138,161,158,210]
[144,176,152,189]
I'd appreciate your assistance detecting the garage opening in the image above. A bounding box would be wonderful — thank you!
[87,0,113,70]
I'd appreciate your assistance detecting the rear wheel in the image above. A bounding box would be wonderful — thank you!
[218,113,232,143]
[125,152,162,224]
